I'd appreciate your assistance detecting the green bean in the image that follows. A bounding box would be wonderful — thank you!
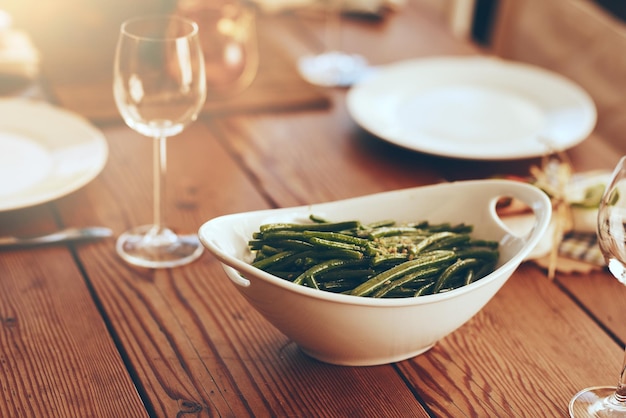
[308,237,364,253]
[372,265,441,298]
[255,230,308,240]
[454,248,499,261]
[273,240,315,251]
[350,250,456,297]
[366,219,396,229]
[414,281,436,296]
[426,223,473,233]
[260,220,360,233]
[371,253,409,266]
[312,248,365,260]
[293,259,360,288]
[320,278,365,292]
[427,234,471,250]
[249,239,314,252]
[412,231,458,254]
[319,268,375,281]
[248,217,500,298]
[472,261,498,283]
[368,227,426,238]
[469,239,499,248]
[463,269,476,286]
[309,214,330,223]
[433,258,482,293]
[251,250,296,270]
[303,230,370,246]
[259,244,281,255]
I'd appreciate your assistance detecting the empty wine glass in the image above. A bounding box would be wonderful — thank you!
[113,15,207,268]
[569,155,626,417]
[297,0,371,87]
[177,0,259,99]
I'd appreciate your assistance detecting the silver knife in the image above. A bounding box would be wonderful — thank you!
[0,227,113,248]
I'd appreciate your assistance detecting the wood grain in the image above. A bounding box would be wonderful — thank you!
[2,1,625,416]
[55,113,431,416]
[0,209,147,417]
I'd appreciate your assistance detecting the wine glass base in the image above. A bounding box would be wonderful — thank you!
[569,386,626,417]
[297,51,373,87]
[116,224,204,269]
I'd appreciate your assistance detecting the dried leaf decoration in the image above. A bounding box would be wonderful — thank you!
[530,150,574,279]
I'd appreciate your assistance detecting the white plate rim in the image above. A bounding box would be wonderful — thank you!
[346,56,597,160]
[0,98,108,211]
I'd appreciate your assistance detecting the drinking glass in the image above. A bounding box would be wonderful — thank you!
[569,155,626,417]
[177,0,259,99]
[297,0,370,87]
[113,15,207,268]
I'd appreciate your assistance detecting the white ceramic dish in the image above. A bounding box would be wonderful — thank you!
[346,56,596,160]
[199,180,552,366]
[0,99,108,211]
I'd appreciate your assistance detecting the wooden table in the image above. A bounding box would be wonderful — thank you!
[1,1,625,416]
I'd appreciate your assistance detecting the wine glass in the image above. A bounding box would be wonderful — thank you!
[297,0,371,87]
[176,0,259,99]
[569,155,626,417]
[113,15,207,268]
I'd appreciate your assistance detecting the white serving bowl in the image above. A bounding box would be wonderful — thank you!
[198,180,552,366]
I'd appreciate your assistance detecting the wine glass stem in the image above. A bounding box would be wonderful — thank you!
[153,136,167,232]
[326,0,341,52]
[616,348,626,401]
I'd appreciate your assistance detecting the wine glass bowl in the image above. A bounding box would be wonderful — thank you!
[113,15,207,268]
[570,155,626,416]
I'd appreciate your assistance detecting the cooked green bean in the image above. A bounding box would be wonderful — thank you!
[303,231,370,246]
[308,237,365,253]
[368,227,428,238]
[365,219,396,229]
[411,231,458,254]
[415,281,436,296]
[433,258,482,293]
[247,217,500,298]
[259,220,360,233]
[427,234,471,250]
[371,265,441,298]
[293,258,362,288]
[371,253,410,266]
[251,250,296,270]
[350,250,456,297]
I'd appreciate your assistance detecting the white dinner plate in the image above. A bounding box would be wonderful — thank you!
[346,56,597,160]
[0,99,108,211]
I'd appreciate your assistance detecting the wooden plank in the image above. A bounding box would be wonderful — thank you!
[22,1,625,416]
[204,8,625,415]
[402,265,622,416]
[0,208,147,417]
[560,269,626,343]
[212,104,447,209]
[214,85,624,418]
[56,121,430,416]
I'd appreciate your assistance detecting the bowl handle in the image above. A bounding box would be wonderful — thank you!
[222,264,251,288]
[489,181,553,254]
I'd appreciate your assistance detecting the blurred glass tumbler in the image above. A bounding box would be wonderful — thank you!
[177,0,259,98]
[298,0,371,87]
